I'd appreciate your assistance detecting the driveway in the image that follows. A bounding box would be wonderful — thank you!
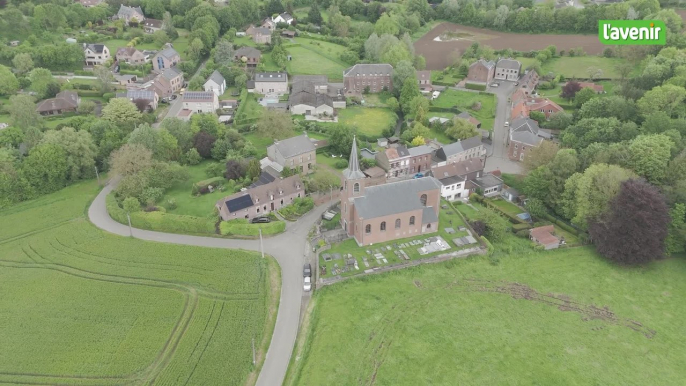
[88,179,330,386]
[483,81,522,174]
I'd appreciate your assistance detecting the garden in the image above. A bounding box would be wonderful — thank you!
[335,107,397,138]
[431,89,496,131]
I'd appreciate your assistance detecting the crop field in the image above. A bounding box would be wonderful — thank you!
[0,179,278,385]
[289,246,686,386]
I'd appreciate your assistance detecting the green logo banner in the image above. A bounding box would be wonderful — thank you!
[599,20,667,45]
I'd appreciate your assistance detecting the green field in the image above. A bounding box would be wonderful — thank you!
[290,245,686,385]
[536,80,616,113]
[286,45,347,82]
[517,56,631,80]
[336,107,397,137]
[432,89,496,131]
[0,180,278,385]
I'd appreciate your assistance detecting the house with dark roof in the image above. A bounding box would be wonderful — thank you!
[507,117,551,161]
[160,66,184,93]
[289,76,345,116]
[253,72,288,95]
[143,19,163,34]
[116,5,145,25]
[375,145,433,179]
[153,46,181,71]
[428,157,486,201]
[204,70,226,97]
[216,174,304,221]
[467,59,496,84]
[434,136,486,166]
[234,46,261,67]
[273,12,294,25]
[471,173,504,197]
[340,138,442,246]
[343,64,393,94]
[84,44,110,66]
[116,89,158,111]
[518,69,539,96]
[35,91,80,116]
[261,18,276,31]
[246,26,272,44]
[266,134,317,174]
[495,58,521,81]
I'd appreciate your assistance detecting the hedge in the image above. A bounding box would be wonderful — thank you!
[76,90,104,97]
[191,176,225,195]
[511,223,532,232]
[541,213,582,235]
[220,218,286,236]
[428,106,462,114]
[465,83,487,91]
[278,197,314,220]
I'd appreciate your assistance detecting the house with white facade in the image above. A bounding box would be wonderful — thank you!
[273,12,294,25]
[253,72,288,95]
[433,136,486,166]
[428,157,485,201]
[204,70,226,97]
[182,91,219,113]
[84,44,110,66]
[494,58,521,81]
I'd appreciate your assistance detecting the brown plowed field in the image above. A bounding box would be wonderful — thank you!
[415,23,605,70]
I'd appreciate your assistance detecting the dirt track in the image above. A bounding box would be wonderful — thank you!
[415,23,605,70]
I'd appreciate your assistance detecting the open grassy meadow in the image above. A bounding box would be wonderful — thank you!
[432,89,496,131]
[0,180,278,385]
[336,107,397,137]
[286,43,348,82]
[289,245,686,386]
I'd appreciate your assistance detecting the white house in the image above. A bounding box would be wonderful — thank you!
[428,157,485,201]
[182,91,219,113]
[83,44,110,66]
[272,12,294,25]
[495,58,522,81]
[203,70,226,97]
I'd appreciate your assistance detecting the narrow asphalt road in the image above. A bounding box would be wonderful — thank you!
[88,180,330,386]
[484,81,523,174]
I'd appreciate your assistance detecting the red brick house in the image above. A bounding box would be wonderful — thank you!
[467,59,495,84]
[511,97,564,119]
[343,64,393,94]
[507,117,552,162]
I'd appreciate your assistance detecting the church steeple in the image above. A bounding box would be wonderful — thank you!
[342,136,365,180]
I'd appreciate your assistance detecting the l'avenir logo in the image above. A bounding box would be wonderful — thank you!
[599,20,667,45]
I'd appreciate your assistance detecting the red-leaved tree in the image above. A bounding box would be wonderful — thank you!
[193,131,216,159]
[560,80,582,101]
[589,179,670,265]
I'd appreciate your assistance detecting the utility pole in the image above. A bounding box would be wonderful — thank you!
[252,337,256,366]
[94,166,100,185]
[259,229,264,259]
[126,212,133,237]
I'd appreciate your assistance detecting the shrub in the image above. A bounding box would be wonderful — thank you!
[185,148,202,165]
[166,199,177,210]
[205,162,225,178]
[465,83,486,91]
[219,219,286,236]
[140,187,164,206]
[515,229,530,238]
[122,197,141,213]
[511,223,532,232]
[335,159,348,169]
[279,197,314,220]
[192,176,225,195]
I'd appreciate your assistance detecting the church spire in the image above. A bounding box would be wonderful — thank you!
[342,135,366,180]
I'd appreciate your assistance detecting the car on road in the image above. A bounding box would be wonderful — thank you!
[504,121,509,127]
[303,263,311,277]
[303,276,312,292]
[514,82,519,86]
[169,94,177,101]
[251,217,271,224]
[490,83,499,87]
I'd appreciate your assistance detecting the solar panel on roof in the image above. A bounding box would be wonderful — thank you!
[226,195,254,212]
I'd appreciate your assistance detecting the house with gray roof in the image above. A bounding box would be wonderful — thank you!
[234,46,261,67]
[153,46,181,71]
[160,66,184,93]
[495,58,521,81]
[116,89,158,111]
[376,144,433,179]
[182,91,219,113]
[289,76,345,116]
[143,19,163,34]
[343,63,394,94]
[434,135,486,166]
[84,43,110,66]
[507,116,551,162]
[117,5,145,25]
[216,174,304,221]
[253,72,288,95]
[471,173,504,197]
[266,134,318,174]
[204,70,226,97]
[467,59,496,84]
[246,26,272,44]
[35,91,80,116]
[428,157,485,201]
[340,138,442,245]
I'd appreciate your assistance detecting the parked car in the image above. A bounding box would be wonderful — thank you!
[303,276,312,292]
[169,94,177,101]
[514,82,519,86]
[504,121,509,127]
[490,83,499,87]
[303,263,312,277]
[251,217,271,224]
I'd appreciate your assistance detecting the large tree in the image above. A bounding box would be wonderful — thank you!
[0,65,19,96]
[522,140,559,172]
[590,179,670,265]
[328,124,356,157]
[399,77,421,115]
[102,98,142,127]
[308,1,323,25]
[40,127,97,182]
[637,83,686,118]
[446,118,478,141]
[109,143,154,176]
[256,110,294,140]
[94,65,114,93]
[28,67,55,99]
[560,80,581,101]
[8,94,41,130]
[161,118,194,152]
[628,134,673,184]
[214,39,234,65]
[391,60,416,93]
[21,143,68,193]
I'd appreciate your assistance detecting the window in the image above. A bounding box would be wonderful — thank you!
[410,216,415,225]
[395,219,401,229]
[365,224,371,234]
[354,183,360,193]
[427,223,432,229]
[380,222,386,231]
[420,194,427,206]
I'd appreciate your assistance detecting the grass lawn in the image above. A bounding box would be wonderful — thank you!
[43,116,75,129]
[536,80,618,114]
[244,130,329,159]
[0,179,278,385]
[432,89,496,131]
[541,56,626,79]
[293,8,330,23]
[362,91,392,108]
[336,107,397,137]
[431,70,463,85]
[427,124,453,144]
[319,201,474,278]
[0,114,11,124]
[233,35,259,47]
[286,45,347,82]
[162,161,231,218]
[316,153,347,170]
[291,242,686,385]
[489,197,525,217]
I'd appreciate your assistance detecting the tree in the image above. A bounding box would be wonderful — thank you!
[161,118,194,152]
[190,113,223,137]
[246,158,261,180]
[256,110,294,140]
[193,131,216,158]
[392,60,417,93]
[381,43,412,68]
[185,148,202,165]
[40,127,97,182]
[411,136,425,146]
[28,68,54,99]
[560,80,581,101]
[666,203,686,254]
[188,37,205,61]
[266,0,284,16]
[214,39,234,65]
[308,1,323,25]
[109,142,154,177]
[574,87,596,108]
[224,158,246,180]
[123,197,142,213]
[525,197,548,218]
[375,13,399,36]
[77,100,97,115]
[400,77,421,115]
[12,53,33,75]
[637,84,686,118]
[102,98,142,127]
[544,112,573,130]
[21,143,68,193]
[522,140,559,172]
[408,95,429,121]
[628,134,673,184]
[401,122,430,142]
[128,124,179,161]
[589,179,670,265]
[8,94,41,130]
[0,65,19,96]
[328,124,355,157]
[386,97,400,112]
[94,65,114,93]
[153,30,170,47]
[307,170,340,193]
[143,0,165,19]
[163,12,178,39]
[235,74,248,91]
[446,118,478,141]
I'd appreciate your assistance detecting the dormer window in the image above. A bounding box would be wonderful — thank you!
[279,189,283,195]
[270,194,274,200]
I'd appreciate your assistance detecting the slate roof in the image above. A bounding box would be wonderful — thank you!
[116,47,142,58]
[252,27,271,35]
[278,12,294,21]
[416,70,431,81]
[156,47,180,60]
[422,207,438,224]
[509,117,548,146]
[289,88,333,108]
[434,136,482,161]
[472,173,503,189]
[430,157,485,185]
[206,70,225,86]
[161,67,183,80]
[291,75,328,84]
[118,5,144,19]
[407,145,433,157]
[343,64,393,77]
[246,80,255,89]
[116,89,155,100]
[351,177,442,219]
[182,91,215,102]
[384,146,410,160]
[144,19,163,29]
[270,134,316,158]
[255,72,288,83]
[85,44,106,53]
[35,91,79,113]
[496,58,521,70]
[343,136,366,180]
[235,46,261,59]
[218,175,304,213]
[456,111,481,127]
[471,59,495,69]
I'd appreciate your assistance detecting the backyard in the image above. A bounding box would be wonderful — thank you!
[336,107,397,137]
[0,179,278,386]
[162,161,231,218]
[286,43,348,82]
[432,89,496,131]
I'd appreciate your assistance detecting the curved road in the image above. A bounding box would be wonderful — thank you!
[89,181,329,386]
